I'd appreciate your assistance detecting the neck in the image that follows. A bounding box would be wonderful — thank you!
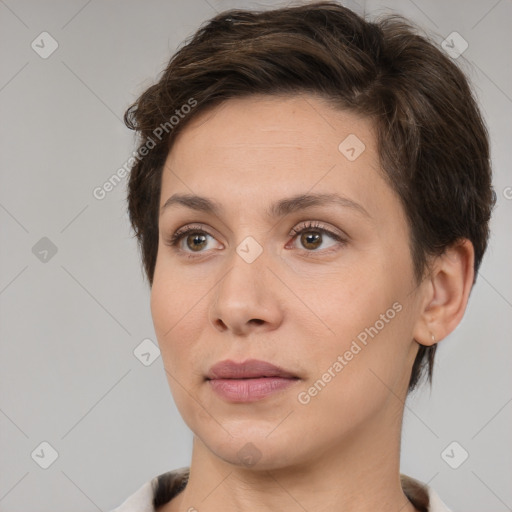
[162,406,419,512]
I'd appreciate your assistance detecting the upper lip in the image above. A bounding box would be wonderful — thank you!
[206,359,299,380]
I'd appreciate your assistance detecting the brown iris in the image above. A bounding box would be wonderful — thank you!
[301,231,322,250]
[186,233,208,251]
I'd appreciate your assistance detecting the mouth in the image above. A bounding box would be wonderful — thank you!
[206,358,299,380]
[206,359,300,402]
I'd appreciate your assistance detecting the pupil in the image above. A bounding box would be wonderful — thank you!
[188,234,206,251]
[302,231,321,249]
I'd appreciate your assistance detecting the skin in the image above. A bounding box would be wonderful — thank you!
[151,93,474,512]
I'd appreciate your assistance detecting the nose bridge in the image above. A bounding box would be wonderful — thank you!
[209,236,282,333]
[216,239,267,309]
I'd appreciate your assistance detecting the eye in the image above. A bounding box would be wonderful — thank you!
[165,220,346,259]
[287,221,345,253]
[164,224,223,257]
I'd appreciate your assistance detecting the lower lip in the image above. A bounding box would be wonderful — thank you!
[208,377,298,402]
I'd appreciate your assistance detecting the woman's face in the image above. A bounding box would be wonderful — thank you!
[151,94,426,469]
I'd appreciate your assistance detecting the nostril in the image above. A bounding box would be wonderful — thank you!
[214,319,228,330]
[249,319,264,325]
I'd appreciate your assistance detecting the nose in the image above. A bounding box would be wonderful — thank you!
[208,248,284,336]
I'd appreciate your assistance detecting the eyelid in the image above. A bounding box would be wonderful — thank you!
[165,223,223,248]
[164,220,347,257]
[287,220,346,241]
[285,220,347,256]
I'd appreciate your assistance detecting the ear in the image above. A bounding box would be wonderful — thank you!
[413,239,475,346]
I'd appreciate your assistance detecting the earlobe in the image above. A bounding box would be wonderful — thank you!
[413,239,475,346]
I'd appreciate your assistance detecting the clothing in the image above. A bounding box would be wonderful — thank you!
[109,467,453,512]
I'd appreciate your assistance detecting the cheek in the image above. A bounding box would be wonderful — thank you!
[150,266,210,373]
[296,309,413,437]
[151,255,197,333]
[297,262,414,405]
[150,271,176,341]
[150,269,189,362]
[150,276,202,414]
[313,262,395,339]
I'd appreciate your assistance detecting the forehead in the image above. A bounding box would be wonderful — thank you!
[169,93,375,159]
[162,94,383,203]
[159,93,411,263]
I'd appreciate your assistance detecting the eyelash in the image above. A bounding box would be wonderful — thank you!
[165,221,346,259]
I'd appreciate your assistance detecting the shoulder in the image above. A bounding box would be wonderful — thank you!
[401,474,453,512]
[108,467,189,512]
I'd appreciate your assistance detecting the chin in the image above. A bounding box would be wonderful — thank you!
[198,424,307,471]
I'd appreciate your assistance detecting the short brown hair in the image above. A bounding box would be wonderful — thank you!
[124,1,494,393]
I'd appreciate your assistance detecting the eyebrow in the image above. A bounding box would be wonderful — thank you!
[160,192,370,219]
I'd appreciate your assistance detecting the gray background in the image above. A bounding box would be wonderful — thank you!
[0,0,510,510]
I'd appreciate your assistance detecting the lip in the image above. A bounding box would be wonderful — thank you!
[206,359,300,402]
[206,359,298,380]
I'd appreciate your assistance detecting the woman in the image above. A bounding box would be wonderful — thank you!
[111,2,494,511]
